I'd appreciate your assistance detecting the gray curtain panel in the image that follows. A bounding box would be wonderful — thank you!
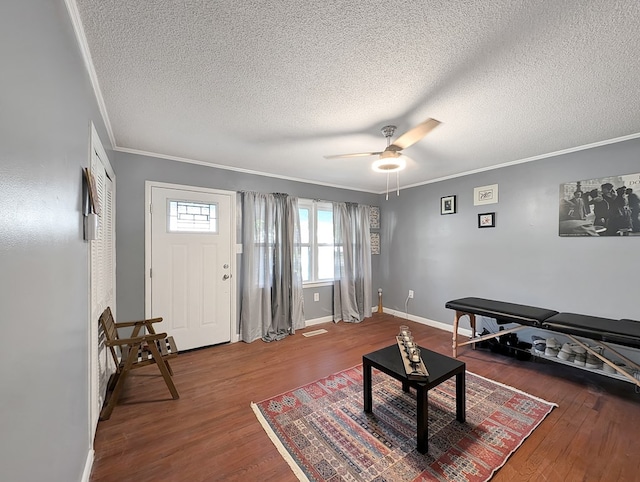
[240,192,305,342]
[333,202,372,323]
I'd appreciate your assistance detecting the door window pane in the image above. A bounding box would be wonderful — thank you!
[168,200,218,233]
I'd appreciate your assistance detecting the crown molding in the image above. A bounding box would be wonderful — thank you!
[64,0,116,148]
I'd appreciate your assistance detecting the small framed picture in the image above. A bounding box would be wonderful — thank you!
[370,232,380,255]
[473,184,498,206]
[478,212,496,228]
[369,206,380,229]
[441,195,457,215]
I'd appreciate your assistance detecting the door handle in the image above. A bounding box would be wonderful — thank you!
[223,274,230,280]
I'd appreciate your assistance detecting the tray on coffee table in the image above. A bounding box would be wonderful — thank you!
[396,336,429,379]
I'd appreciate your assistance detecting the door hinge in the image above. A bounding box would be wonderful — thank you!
[149,203,153,214]
[150,268,152,278]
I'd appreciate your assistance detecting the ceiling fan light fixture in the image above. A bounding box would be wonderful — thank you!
[372,152,407,172]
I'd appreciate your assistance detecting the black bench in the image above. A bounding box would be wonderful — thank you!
[446,297,640,387]
[543,313,640,350]
[445,297,558,357]
[445,297,557,327]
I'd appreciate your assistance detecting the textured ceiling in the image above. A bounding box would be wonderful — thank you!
[73,0,640,193]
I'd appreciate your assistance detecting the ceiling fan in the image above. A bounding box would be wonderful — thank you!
[324,118,441,198]
[324,117,441,170]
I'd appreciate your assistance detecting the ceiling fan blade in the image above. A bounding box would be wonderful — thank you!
[323,151,382,159]
[390,118,441,150]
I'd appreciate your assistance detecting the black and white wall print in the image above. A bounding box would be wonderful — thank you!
[559,172,640,237]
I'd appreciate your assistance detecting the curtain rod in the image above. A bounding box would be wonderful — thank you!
[239,192,374,208]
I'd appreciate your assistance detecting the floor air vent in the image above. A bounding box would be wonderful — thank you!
[302,329,328,338]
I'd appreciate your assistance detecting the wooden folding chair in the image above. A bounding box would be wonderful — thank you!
[98,307,179,420]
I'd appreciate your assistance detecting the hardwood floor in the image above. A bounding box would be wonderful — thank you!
[90,313,640,481]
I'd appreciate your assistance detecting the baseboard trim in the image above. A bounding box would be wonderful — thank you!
[231,315,336,341]
[382,307,472,338]
[235,308,464,339]
[305,305,383,326]
[305,307,381,327]
[81,449,94,482]
[305,315,334,327]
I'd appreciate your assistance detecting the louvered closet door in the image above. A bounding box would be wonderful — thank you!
[90,147,115,430]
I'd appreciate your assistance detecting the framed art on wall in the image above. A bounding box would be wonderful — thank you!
[441,195,457,215]
[473,184,498,206]
[559,172,640,237]
[370,232,380,255]
[369,206,380,229]
[478,212,496,228]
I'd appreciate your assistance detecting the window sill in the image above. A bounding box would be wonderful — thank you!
[303,280,334,288]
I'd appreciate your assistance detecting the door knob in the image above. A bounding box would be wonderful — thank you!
[223,274,230,280]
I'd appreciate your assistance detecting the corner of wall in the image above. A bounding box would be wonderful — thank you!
[81,449,94,482]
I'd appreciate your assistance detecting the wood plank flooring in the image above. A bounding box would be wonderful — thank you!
[90,313,640,481]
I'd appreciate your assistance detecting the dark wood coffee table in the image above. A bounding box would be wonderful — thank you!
[363,344,466,454]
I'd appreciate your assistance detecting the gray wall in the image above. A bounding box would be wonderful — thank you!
[2,3,637,481]
[112,151,380,330]
[380,139,640,330]
[302,284,336,320]
[0,1,111,481]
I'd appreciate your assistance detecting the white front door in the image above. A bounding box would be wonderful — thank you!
[149,185,233,350]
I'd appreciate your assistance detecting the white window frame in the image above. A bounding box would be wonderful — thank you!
[298,199,334,286]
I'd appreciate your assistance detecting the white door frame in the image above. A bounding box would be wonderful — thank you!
[144,181,238,343]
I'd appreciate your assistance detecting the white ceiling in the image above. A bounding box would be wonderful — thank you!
[72,0,640,193]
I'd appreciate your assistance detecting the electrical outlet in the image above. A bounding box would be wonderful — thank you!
[408,290,414,299]
[314,292,319,302]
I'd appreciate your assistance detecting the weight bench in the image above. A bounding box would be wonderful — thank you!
[446,297,640,388]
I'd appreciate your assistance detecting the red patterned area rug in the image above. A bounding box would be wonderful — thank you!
[251,365,557,481]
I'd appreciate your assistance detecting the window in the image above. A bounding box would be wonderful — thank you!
[298,200,334,283]
[167,200,218,233]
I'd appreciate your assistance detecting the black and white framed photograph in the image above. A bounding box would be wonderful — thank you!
[473,184,498,206]
[441,195,457,215]
[478,212,495,228]
[559,172,640,237]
